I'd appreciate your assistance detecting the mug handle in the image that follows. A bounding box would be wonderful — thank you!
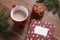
[13,4,17,8]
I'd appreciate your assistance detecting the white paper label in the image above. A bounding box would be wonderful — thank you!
[34,26,49,37]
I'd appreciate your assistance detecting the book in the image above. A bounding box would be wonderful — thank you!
[26,19,55,40]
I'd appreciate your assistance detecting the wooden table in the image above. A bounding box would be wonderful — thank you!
[0,0,60,40]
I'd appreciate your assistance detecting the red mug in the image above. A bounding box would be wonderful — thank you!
[11,4,28,27]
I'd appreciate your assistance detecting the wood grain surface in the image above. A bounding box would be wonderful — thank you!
[0,0,60,40]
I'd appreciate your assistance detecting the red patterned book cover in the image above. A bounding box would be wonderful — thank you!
[26,19,55,40]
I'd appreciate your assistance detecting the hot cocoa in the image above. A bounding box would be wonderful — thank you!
[13,10,26,21]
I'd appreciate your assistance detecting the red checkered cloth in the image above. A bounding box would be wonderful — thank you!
[26,19,55,40]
